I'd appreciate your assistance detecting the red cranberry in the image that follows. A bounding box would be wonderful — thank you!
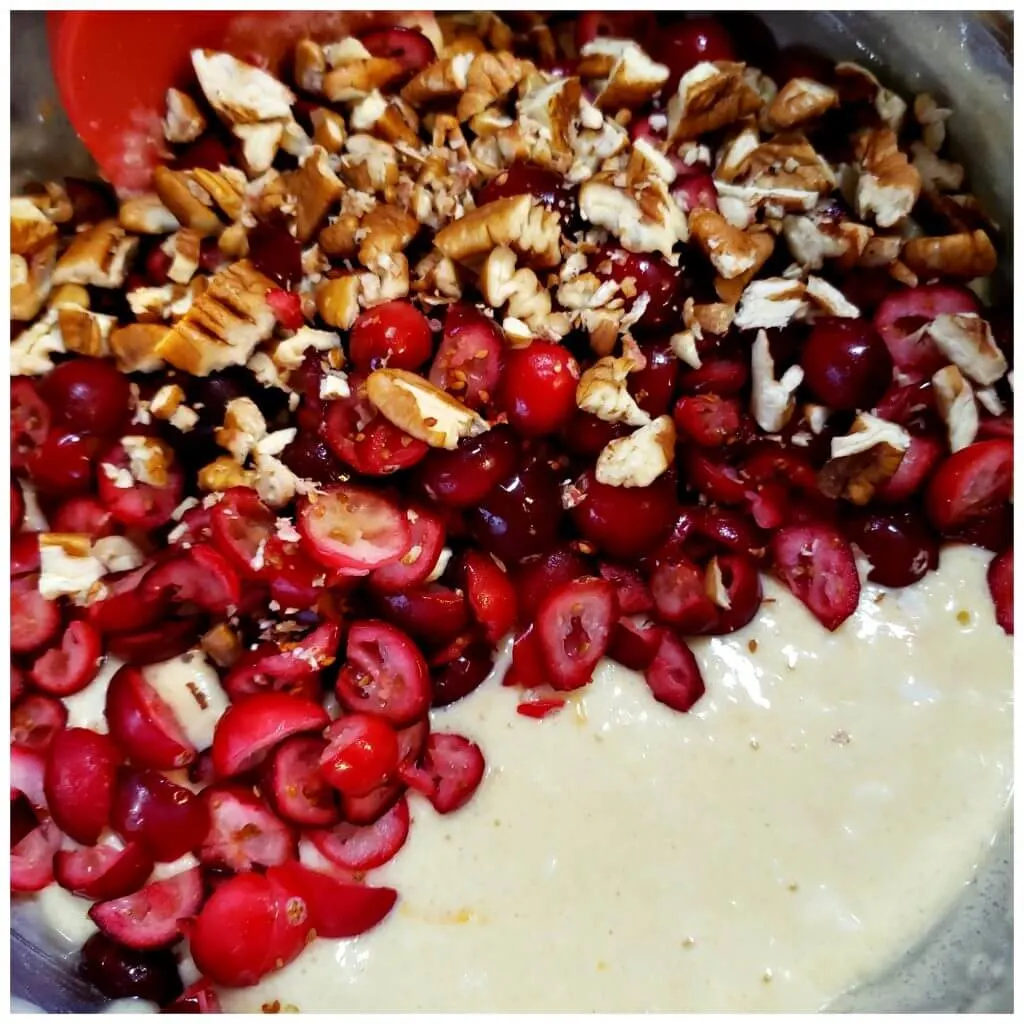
[575,12,655,50]
[30,431,96,495]
[843,508,940,589]
[40,358,131,437]
[349,300,435,371]
[414,425,520,508]
[477,162,576,219]
[590,247,683,329]
[78,933,183,1006]
[673,394,746,447]
[359,25,435,75]
[570,471,677,560]
[372,585,470,647]
[51,495,115,538]
[281,431,345,484]
[430,303,504,409]
[430,643,494,707]
[629,341,679,417]
[469,456,564,564]
[497,343,580,437]
[801,317,893,411]
[561,409,631,458]
[11,378,51,471]
[651,16,737,92]
[246,218,303,288]
[513,546,592,622]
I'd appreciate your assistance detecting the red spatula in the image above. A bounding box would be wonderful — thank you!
[46,11,427,193]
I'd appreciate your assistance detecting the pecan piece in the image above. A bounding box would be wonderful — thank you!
[818,413,909,504]
[52,220,138,289]
[435,195,561,269]
[666,61,762,145]
[901,229,998,281]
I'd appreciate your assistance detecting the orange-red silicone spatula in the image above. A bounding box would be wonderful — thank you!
[47,11,422,193]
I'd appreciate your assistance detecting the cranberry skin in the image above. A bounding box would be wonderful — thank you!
[561,410,630,458]
[430,643,494,707]
[11,378,51,470]
[30,431,96,495]
[497,343,580,437]
[359,25,435,74]
[319,714,401,798]
[629,342,679,418]
[801,317,894,411]
[41,358,132,438]
[349,300,434,371]
[988,547,1013,635]
[843,508,940,589]
[590,247,683,328]
[111,767,211,863]
[281,431,345,484]
[570,472,677,560]
[477,162,576,219]
[78,933,183,1006]
[469,457,564,564]
[247,218,303,289]
[414,425,520,508]
[651,16,737,92]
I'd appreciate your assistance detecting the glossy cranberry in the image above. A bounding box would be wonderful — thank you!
[111,767,210,863]
[704,554,763,634]
[349,300,434,371]
[266,288,304,330]
[11,478,24,532]
[570,471,677,560]
[265,735,339,827]
[199,785,296,872]
[469,456,564,564]
[430,303,504,409]
[673,393,745,447]
[310,795,411,872]
[589,247,683,328]
[801,317,893,411]
[946,503,1013,553]
[45,728,121,845]
[672,171,719,214]
[644,631,706,713]
[399,732,485,814]
[11,694,67,751]
[320,714,400,798]
[11,574,61,654]
[246,217,302,289]
[598,562,655,615]
[30,431,96,495]
[843,508,940,589]
[561,409,631,458]
[924,439,1013,534]
[372,584,470,646]
[430,642,494,707]
[988,547,1013,634]
[650,557,719,633]
[651,16,737,92]
[575,12,655,50]
[677,354,749,396]
[415,425,520,508]
[11,378,51,470]
[78,933,184,1006]
[608,618,662,671]
[477,162,576,218]
[875,433,945,503]
[51,495,115,538]
[498,343,580,437]
[626,341,679,418]
[359,25,435,74]
[11,531,40,576]
[41,358,132,437]
[281,431,345,484]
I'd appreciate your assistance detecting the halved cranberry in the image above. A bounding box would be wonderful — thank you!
[341,781,403,827]
[11,693,67,751]
[924,439,1013,534]
[166,978,221,1013]
[598,562,655,615]
[11,573,61,654]
[12,742,48,809]
[672,170,719,214]
[97,440,184,530]
[266,288,304,330]
[266,735,339,827]
[298,483,411,572]
[570,471,677,560]
[41,357,132,438]
[11,377,50,470]
[516,698,566,719]
[320,714,400,798]
[267,861,397,939]
[368,505,445,594]
[978,414,1015,441]
[608,618,662,671]
[169,503,214,549]
[263,537,334,610]
[875,433,945,503]
[106,616,200,666]
[430,303,504,409]
[360,25,434,74]
[11,663,26,704]
[111,766,210,862]
[188,871,292,988]
[497,343,580,437]
[678,354,749,396]
[575,11,655,50]
[562,409,631,458]
[502,623,549,688]
[336,620,431,726]
[650,557,719,633]
[589,247,683,328]
[11,818,61,892]
[79,932,184,1006]
[30,430,96,495]
[947,503,1013,553]
[371,584,469,645]
[310,793,410,871]
[704,554,764,634]
[30,619,102,697]
[629,342,679,417]
[400,732,485,814]
[11,531,40,576]
[673,394,745,447]
[512,546,592,623]
[430,643,494,707]
[90,866,203,950]
[477,162,576,218]
[462,550,517,644]
[51,495,115,538]
[247,217,303,288]
[54,840,154,902]
[209,486,276,579]
[770,523,861,631]
[843,508,940,588]
[535,577,616,690]
[802,317,893,411]
[650,15,737,92]
[644,631,706,713]
[11,478,24,532]
[211,691,329,779]
[414,425,520,508]
[199,784,296,871]
[988,547,1013,634]
[350,300,433,371]
[106,665,197,770]
[142,544,241,615]
[223,620,339,701]
[873,284,980,376]
[44,727,121,844]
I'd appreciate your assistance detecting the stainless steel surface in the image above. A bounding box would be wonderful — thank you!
[9,10,1013,1013]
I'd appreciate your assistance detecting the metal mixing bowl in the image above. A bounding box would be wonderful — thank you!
[10,10,1013,1012]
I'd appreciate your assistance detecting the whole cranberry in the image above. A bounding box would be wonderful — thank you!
[281,432,345,484]
[30,431,96,495]
[415,426,520,508]
[41,358,131,438]
[651,16,738,92]
[477,162,576,220]
[843,507,940,588]
[78,933,184,1005]
[590,247,684,329]
[570,471,678,560]
[497,343,580,437]
[349,300,435,371]
[801,317,894,411]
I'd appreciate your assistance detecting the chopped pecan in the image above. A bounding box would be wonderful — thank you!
[901,229,997,281]
[853,127,921,229]
[316,275,364,330]
[324,57,406,103]
[435,194,561,269]
[47,284,90,311]
[750,328,804,432]
[52,220,138,289]
[715,120,762,183]
[412,249,464,304]
[366,369,489,449]
[57,306,115,358]
[287,146,345,243]
[23,182,73,224]
[782,203,871,270]
[310,107,347,154]
[152,166,223,236]
[163,88,206,143]
[294,39,328,93]
[10,197,57,320]
[155,260,277,375]
[119,193,180,234]
[766,77,838,130]
[737,133,835,195]
[595,415,676,488]
[457,51,533,122]
[689,209,772,280]
[818,413,909,504]
[516,76,581,174]
[734,278,808,331]
[358,204,419,267]
[198,456,258,493]
[480,246,570,342]
[576,352,651,427]
[804,276,860,319]
[913,92,952,153]
[191,49,295,126]
[110,323,167,373]
[591,43,668,112]
[11,310,65,375]
[665,61,762,145]
[272,327,341,374]
[932,365,978,453]
[340,135,399,201]
[318,212,362,258]
[163,229,202,285]
[188,167,248,222]
[926,312,1007,385]
[713,231,774,305]
[910,141,964,194]
[400,52,474,107]
[834,61,907,133]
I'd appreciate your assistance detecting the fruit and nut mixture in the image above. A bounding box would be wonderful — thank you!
[9,11,1014,1011]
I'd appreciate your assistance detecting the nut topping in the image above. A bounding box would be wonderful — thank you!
[576,352,651,427]
[818,413,909,505]
[853,127,921,229]
[435,195,561,269]
[932,365,978,453]
[595,415,676,488]
[901,229,998,281]
[749,328,804,432]
[766,77,838,130]
[666,61,762,145]
[163,88,207,143]
[926,312,1007,386]
[52,220,139,289]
